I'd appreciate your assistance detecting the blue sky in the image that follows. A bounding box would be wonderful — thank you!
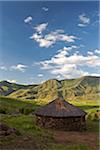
[0,1,100,84]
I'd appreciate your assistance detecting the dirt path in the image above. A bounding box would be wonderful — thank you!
[53,131,99,149]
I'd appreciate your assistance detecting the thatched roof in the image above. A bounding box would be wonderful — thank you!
[35,97,87,117]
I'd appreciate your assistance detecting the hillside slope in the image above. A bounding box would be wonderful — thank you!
[0,81,37,96]
[0,76,100,100]
[0,81,24,96]
[61,76,100,100]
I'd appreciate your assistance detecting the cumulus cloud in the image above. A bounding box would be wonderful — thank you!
[36,46,100,79]
[30,29,77,48]
[87,51,94,55]
[34,23,48,34]
[45,30,76,43]
[24,16,32,24]
[95,49,100,54]
[78,13,90,27]
[30,33,53,48]
[10,64,27,72]
[7,80,17,83]
[42,7,49,11]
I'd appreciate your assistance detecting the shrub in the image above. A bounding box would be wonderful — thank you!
[0,107,8,114]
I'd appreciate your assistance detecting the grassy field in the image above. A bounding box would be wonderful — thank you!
[0,96,99,150]
[0,96,40,115]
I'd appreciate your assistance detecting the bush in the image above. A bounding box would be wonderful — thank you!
[87,111,100,121]
[19,107,34,115]
[0,107,8,114]
[23,108,32,115]
[87,112,94,121]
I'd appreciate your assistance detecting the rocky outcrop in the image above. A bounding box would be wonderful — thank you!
[0,123,20,137]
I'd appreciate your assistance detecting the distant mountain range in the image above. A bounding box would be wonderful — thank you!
[0,76,100,100]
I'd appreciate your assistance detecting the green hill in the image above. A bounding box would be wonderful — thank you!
[0,76,100,100]
[0,80,37,96]
[61,76,100,100]
[0,81,25,96]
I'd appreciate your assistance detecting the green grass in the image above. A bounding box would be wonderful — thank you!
[1,115,49,137]
[50,143,97,150]
[69,99,99,113]
[0,96,99,150]
[69,99,99,133]
[1,114,99,150]
[1,86,8,91]
[0,114,54,150]
[0,96,40,114]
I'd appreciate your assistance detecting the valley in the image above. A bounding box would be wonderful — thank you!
[0,76,100,150]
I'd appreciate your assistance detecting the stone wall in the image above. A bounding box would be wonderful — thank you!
[35,115,86,131]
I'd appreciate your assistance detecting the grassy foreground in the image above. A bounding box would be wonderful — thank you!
[0,96,99,150]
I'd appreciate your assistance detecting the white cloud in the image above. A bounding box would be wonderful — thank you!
[38,38,54,48]
[30,29,77,48]
[30,33,54,48]
[40,46,79,67]
[10,64,27,72]
[56,75,61,79]
[34,23,48,34]
[42,7,49,11]
[95,49,100,54]
[7,80,17,83]
[79,13,90,24]
[78,23,87,27]
[87,51,94,55]
[39,61,53,70]
[30,33,42,40]
[24,16,32,24]
[90,73,100,77]
[45,30,76,43]
[38,74,43,77]
[51,64,76,75]
[0,66,7,71]
[36,47,100,79]
[78,13,90,27]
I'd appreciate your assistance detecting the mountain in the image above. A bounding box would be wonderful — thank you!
[0,76,100,100]
[61,76,100,100]
[0,80,37,96]
[0,81,23,96]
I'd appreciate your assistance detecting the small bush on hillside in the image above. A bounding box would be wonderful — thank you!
[0,108,7,114]
[19,107,34,115]
[87,112,94,120]
[87,111,100,121]
[23,108,33,115]
[0,107,8,114]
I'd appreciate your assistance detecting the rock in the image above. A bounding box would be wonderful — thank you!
[0,122,20,137]
[0,123,9,131]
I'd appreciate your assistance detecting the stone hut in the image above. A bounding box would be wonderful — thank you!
[35,96,87,131]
